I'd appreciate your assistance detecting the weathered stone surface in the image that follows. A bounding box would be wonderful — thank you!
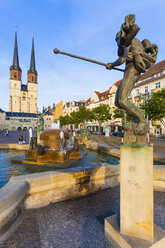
[69,151,81,159]
[120,145,153,241]
[0,144,29,150]
[105,214,165,248]
[124,130,149,146]
[0,180,28,243]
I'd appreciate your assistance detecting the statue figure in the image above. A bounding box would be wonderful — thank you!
[106,14,158,134]
[54,14,158,138]
[38,116,44,132]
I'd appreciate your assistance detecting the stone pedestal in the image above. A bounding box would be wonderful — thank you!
[105,214,165,248]
[105,144,165,247]
[120,145,153,241]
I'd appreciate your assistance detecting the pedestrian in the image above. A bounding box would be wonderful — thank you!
[19,135,23,145]
[4,129,8,137]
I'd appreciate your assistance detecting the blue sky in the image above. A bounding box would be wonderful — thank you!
[0,0,165,111]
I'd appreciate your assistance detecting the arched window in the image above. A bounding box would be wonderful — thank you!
[14,72,17,79]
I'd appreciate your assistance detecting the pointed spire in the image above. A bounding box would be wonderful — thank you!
[28,37,37,75]
[10,31,21,71]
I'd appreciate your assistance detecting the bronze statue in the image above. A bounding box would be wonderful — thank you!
[106,14,158,134]
[54,14,158,136]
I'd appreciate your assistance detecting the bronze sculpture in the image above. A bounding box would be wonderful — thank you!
[54,14,158,137]
[106,14,158,134]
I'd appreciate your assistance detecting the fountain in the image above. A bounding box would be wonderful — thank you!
[12,129,83,166]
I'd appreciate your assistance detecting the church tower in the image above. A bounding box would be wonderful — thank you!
[27,37,38,113]
[9,31,22,112]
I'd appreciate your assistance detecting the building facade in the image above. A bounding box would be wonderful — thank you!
[0,110,38,131]
[43,110,54,130]
[63,100,85,117]
[85,60,165,135]
[130,60,165,135]
[8,32,38,114]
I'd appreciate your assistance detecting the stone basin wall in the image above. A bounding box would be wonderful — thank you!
[0,162,165,244]
[0,163,119,243]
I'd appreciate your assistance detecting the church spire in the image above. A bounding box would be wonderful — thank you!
[10,31,21,71]
[28,37,37,83]
[28,37,37,74]
[10,31,22,80]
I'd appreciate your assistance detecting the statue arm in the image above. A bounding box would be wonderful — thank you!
[106,47,128,70]
[106,57,126,70]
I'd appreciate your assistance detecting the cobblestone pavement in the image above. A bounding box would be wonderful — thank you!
[1,187,165,248]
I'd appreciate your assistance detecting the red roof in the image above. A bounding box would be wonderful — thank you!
[140,60,165,80]
[114,80,122,88]
[86,98,91,103]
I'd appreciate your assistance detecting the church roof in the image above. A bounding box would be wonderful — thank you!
[28,37,37,75]
[21,84,27,91]
[10,31,22,71]
[6,112,38,118]
[44,110,53,116]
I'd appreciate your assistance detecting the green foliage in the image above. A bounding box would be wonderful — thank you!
[113,107,122,119]
[92,104,112,127]
[71,106,93,126]
[60,115,72,126]
[142,89,165,126]
[113,107,135,122]
[60,106,93,127]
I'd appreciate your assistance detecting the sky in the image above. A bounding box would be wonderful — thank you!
[0,0,165,112]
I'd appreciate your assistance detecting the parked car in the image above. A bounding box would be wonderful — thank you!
[113,131,124,137]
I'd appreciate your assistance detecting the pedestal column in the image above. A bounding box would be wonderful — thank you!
[120,145,153,241]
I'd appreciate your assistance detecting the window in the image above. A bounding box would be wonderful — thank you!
[14,72,17,79]
[70,108,72,111]
[155,82,160,88]
[145,86,148,94]
[136,89,140,95]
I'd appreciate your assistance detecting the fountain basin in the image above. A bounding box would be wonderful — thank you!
[25,147,81,163]
[40,129,69,150]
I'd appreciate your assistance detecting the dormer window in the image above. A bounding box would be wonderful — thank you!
[155,82,160,88]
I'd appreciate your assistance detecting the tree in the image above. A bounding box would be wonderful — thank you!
[113,107,122,119]
[142,89,165,127]
[70,106,93,128]
[60,115,72,127]
[92,104,112,134]
[113,107,135,123]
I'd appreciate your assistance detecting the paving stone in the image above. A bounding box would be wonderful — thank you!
[1,187,165,248]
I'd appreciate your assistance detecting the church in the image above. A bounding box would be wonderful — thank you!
[8,32,38,113]
[0,32,39,131]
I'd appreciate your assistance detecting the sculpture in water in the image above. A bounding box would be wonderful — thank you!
[106,14,158,134]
